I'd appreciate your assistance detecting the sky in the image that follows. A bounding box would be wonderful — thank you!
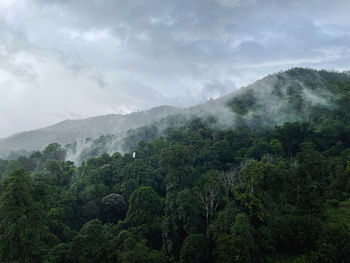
[0,0,350,138]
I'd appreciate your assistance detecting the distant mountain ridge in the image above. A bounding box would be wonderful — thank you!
[0,106,180,155]
[1,68,350,160]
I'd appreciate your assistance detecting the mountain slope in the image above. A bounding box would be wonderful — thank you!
[1,68,350,161]
[0,106,180,155]
[183,67,350,131]
[64,68,350,163]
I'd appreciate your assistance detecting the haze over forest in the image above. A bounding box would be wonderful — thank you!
[2,1,350,263]
[1,0,350,138]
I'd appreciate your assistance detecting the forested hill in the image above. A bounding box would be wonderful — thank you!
[0,105,180,155]
[1,68,350,262]
[1,68,350,163]
[53,68,350,162]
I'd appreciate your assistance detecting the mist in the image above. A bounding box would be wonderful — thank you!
[1,0,350,138]
[53,68,346,164]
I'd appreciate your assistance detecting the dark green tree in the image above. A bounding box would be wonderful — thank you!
[0,169,55,262]
[180,234,210,263]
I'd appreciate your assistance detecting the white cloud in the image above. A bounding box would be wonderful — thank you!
[216,0,257,8]
[0,0,18,8]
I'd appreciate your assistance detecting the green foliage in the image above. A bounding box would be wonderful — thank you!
[2,71,350,262]
[213,213,256,263]
[194,170,225,225]
[228,89,257,115]
[0,169,56,262]
[176,189,203,234]
[126,186,163,226]
[101,193,127,223]
[68,219,109,263]
[42,143,66,163]
[180,234,210,263]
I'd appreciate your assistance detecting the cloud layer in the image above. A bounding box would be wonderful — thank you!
[0,0,350,137]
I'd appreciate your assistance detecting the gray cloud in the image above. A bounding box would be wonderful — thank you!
[0,0,350,137]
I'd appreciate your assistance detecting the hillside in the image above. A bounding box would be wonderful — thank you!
[63,68,350,162]
[1,67,350,262]
[0,105,180,155]
[1,68,350,162]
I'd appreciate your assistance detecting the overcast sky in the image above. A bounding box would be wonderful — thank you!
[0,0,350,137]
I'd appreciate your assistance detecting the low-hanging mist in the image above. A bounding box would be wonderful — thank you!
[1,68,350,164]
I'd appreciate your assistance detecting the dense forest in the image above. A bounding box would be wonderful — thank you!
[1,68,350,262]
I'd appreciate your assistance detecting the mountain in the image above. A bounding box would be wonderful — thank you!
[0,106,180,156]
[2,69,350,262]
[71,67,350,163]
[1,67,350,162]
[175,67,350,132]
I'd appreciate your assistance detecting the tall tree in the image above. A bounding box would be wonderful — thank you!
[0,169,55,262]
[194,170,224,226]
